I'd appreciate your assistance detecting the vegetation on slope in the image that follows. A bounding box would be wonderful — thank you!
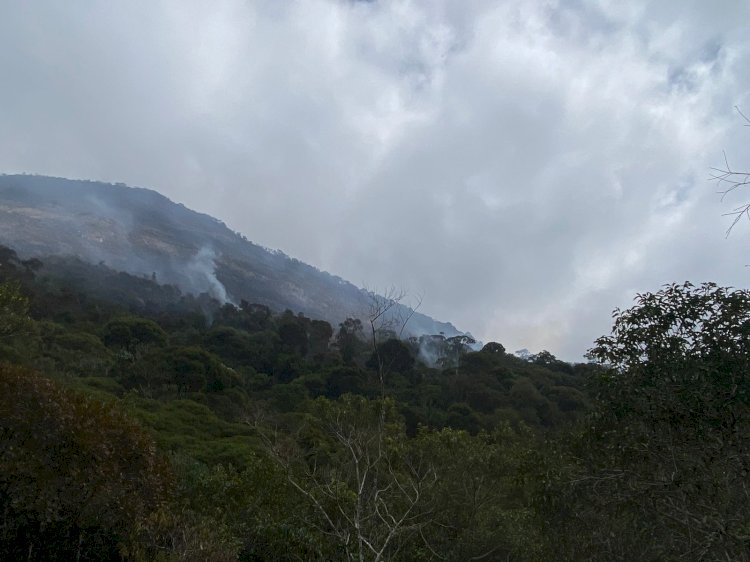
[1,244,748,561]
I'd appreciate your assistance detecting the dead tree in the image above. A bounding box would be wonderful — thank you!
[260,396,437,562]
[710,106,750,236]
[363,286,422,395]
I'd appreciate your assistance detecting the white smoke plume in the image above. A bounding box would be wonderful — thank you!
[185,246,233,305]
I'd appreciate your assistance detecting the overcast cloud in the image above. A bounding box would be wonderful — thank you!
[2,0,750,360]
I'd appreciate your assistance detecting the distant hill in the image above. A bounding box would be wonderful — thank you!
[0,174,463,337]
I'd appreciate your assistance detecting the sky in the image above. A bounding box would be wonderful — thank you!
[2,0,750,361]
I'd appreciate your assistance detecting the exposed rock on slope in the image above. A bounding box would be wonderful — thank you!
[0,174,462,337]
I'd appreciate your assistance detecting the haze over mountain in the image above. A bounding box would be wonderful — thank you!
[0,174,462,339]
[4,2,750,361]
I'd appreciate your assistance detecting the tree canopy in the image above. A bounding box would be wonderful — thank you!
[5,244,747,560]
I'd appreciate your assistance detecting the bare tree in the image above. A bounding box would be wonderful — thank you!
[256,288,433,561]
[363,286,422,395]
[710,106,750,236]
[259,396,438,562]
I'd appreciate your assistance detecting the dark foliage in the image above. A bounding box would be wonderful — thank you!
[21,243,744,561]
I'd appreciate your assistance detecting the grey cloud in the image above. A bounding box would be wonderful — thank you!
[2,0,750,360]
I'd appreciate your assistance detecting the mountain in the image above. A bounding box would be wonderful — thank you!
[0,174,463,337]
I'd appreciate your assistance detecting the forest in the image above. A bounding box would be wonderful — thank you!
[1,243,749,561]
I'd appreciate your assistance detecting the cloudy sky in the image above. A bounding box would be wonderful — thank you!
[2,0,750,360]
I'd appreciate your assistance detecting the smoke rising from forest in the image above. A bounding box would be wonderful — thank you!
[185,247,233,305]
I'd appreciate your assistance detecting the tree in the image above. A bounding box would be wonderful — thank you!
[542,282,750,561]
[0,245,40,283]
[0,364,171,560]
[309,319,334,357]
[480,342,505,355]
[278,316,309,356]
[710,107,750,236]
[102,315,167,356]
[364,288,422,392]
[366,338,414,375]
[241,301,272,330]
[530,350,572,374]
[0,281,32,341]
[439,334,476,374]
[204,326,279,373]
[261,395,438,561]
[337,318,365,364]
[415,426,536,562]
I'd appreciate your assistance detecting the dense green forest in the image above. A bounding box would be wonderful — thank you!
[1,244,749,561]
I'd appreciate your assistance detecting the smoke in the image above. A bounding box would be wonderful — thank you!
[416,334,445,368]
[185,246,233,305]
[514,348,532,360]
[413,333,482,369]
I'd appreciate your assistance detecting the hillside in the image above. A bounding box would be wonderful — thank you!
[0,174,461,337]
[0,240,595,560]
[1,186,747,560]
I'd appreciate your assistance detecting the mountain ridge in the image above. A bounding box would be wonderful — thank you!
[0,174,463,338]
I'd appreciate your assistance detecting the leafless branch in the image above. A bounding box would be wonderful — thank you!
[710,108,750,236]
